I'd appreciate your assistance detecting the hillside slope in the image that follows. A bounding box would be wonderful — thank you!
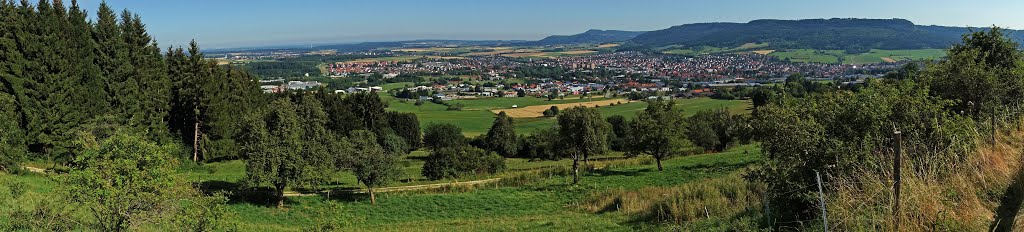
[631,18,1024,51]
[517,29,645,46]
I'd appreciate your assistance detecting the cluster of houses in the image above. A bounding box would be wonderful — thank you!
[260,80,323,93]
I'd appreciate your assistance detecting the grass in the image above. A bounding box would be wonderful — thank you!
[662,43,768,56]
[0,142,764,231]
[770,49,946,64]
[769,49,845,63]
[842,49,946,64]
[219,144,764,231]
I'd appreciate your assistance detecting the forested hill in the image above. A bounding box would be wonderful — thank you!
[516,29,646,46]
[629,18,1024,52]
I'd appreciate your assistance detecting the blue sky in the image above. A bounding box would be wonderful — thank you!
[73,0,1024,49]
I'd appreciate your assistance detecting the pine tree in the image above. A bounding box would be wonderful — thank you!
[120,11,171,141]
[67,0,110,120]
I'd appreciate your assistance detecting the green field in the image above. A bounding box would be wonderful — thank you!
[662,43,769,56]
[768,49,846,63]
[379,84,751,137]
[842,49,946,64]
[768,48,946,64]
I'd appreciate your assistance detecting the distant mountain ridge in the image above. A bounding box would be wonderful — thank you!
[516,29,646,46]
[629,18,1024,51]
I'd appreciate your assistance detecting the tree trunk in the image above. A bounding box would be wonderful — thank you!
[369,187,376,205]
[276,184,286,208]
[192,121,199,162]
[572,156,580,185]
[656,158,663,171]
[583,155,589,171]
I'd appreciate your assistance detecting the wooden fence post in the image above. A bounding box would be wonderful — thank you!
[816,170,828,232]
[893,129,902,231]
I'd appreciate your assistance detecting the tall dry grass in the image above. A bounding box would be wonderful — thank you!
[829,127,1024,231]
[581,173,765,230]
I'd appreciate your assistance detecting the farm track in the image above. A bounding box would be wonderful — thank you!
[20,164,502,197]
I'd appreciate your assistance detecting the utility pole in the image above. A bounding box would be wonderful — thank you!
[816,170,828,232]
[893,129,902,231]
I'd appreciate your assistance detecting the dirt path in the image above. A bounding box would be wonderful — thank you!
[20,165,500,197]
[282,178,502,197]
[21,166,46,174]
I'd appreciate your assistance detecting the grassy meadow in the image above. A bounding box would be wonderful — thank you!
[1,143,764,231]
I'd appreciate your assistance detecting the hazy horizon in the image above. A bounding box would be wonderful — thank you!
[71,0,1024,49]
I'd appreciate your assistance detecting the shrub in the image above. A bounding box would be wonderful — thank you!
[422,145,505,180]
[446,103,464,111]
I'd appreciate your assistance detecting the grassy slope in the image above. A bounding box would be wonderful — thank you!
[0,143,762,231]
[223,144,763,231]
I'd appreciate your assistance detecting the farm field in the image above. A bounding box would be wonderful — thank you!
[342,56,423,63]
[768,49,845,63]
[380,83,750,136]
[494,98,626,118]
[841,49,946,64]
[768,48,946,64]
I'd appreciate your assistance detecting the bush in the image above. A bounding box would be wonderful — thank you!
[422,146,505,180]
[446,103,464,111]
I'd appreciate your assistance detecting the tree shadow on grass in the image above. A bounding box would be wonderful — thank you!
[990,164,1024,232]
[590,168,651,177]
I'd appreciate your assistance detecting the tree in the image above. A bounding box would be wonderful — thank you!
[240,98,305,208]
[386,111,421,150]
[484,112,518,157]
[627,100,693,171]
[0,92,24,172]
[518,127,563,161]
[557,106,611,184]
[343,92,388,134]
[606,115,630,151]
[348,130,400,205]
[423,123,466,150]
[921,27,1024,119]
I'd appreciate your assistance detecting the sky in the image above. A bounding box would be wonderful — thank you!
[72,0,1024,49]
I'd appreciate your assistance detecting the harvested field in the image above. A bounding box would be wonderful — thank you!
[492,99,629,118]
[752,50,775,55]
[880,57,897,62]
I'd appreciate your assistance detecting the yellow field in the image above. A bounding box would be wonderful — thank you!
[502,52,547,58]
[500,50,598,59]
[559,50,597,55]
[880,57,897,62]
[491,99,627,118]
[597,44,620,48]
[752,50,775,55]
